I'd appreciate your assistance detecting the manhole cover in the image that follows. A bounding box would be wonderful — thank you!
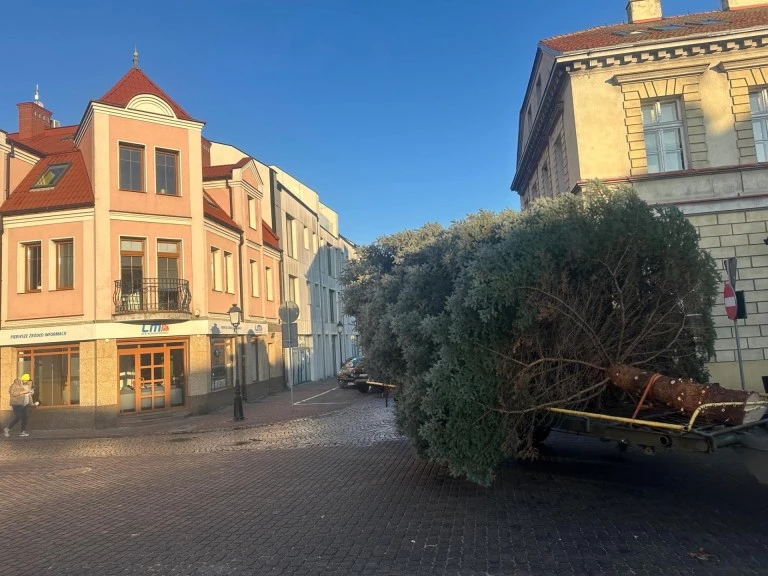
[47,467,92,477]
[168,437,198,443]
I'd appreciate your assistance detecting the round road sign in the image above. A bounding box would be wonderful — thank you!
[279,301,300,324]
[724,283,737,321]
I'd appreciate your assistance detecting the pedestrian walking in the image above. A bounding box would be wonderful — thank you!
[4,374,35,438]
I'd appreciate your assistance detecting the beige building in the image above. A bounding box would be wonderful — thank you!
[271,168,357,385]
[208,146,359,385]
[512,0,768,390]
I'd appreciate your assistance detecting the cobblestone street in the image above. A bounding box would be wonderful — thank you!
[1,385,767,576]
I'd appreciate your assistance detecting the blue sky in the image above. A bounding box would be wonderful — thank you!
[0,0,718,245]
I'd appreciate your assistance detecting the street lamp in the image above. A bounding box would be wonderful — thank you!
[228,303,244,421]
[336,320,344,370]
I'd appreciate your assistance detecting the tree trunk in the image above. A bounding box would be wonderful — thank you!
[607,364,766,426]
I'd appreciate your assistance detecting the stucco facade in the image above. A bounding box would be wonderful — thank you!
[513,0,768,391]
[0,63,285,428]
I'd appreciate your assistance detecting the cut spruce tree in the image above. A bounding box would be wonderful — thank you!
[607,364,766,425]
[341,182,721,486]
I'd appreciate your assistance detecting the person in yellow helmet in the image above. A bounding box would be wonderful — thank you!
[4,373,34,437]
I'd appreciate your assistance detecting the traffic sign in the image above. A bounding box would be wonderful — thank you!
[724,283,737,320]
[279,301,300,324]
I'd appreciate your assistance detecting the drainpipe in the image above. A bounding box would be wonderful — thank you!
[1,142,12,331]
[5,142,13,200]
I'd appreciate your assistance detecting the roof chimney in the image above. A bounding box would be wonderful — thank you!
[722,0,768,9]
[626,0,662,23]
[17,101,52,140]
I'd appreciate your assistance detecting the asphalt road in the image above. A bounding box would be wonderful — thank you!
[1,387,766,576]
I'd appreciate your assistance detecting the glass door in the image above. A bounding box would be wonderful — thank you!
[139,349,166,410]
[120,238,145,311]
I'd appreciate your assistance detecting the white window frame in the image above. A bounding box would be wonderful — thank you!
[248,197,257,229]
[211,247,222,292]
[250,259,259,297]
[224,251,235,294]
[750,89,768,163]
[265,267,274,301]
[641,99,687,174]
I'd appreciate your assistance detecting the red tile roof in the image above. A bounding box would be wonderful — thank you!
[98,68,195,121]
[203,191,242,232]
[0,150,94,215]
[542,6,768,53]
[262,221,280,250]
[7,125,78,156]
[202,157,251,181]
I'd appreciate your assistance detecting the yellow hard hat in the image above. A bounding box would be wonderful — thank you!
[20,374,30,382]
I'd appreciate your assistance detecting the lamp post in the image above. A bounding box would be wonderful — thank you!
[336,320,344,370]
[228,303,244,421]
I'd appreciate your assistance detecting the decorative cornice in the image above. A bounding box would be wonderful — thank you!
[2,208,94,228]
[204,219,240,242]
[110,211,192,226]
[718,55,768,72]
[263,245,281,260]
[563,34,768,74]
[612,63,710,84]
[245,239,263,251]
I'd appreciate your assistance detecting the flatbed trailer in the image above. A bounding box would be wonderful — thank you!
[545,399,768,484]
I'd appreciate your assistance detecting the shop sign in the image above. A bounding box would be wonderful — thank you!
[209,321,268,336]
[141,323,171,334]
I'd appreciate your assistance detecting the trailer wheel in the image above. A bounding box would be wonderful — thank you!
[357,383,370,394]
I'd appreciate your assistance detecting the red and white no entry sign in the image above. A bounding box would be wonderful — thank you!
[724,283,737,320]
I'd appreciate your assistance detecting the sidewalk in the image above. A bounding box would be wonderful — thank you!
[20,378,354,441]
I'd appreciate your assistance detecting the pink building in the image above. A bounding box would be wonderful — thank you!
[0,62,283,428]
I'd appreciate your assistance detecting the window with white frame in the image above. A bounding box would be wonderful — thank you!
[250,260,259,297]
[248,197,257,229]
[303,226,309,251]
[265,267,274,301]
[286,215,296,258]
[642,100,686,174]
[750,89,768,162]
[210,247,222,292]
[224,251,234,294]
[288,275,300,307]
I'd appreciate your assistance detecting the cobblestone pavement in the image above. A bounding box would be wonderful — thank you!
[1,391,768,575]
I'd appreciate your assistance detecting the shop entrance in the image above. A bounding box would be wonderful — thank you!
[118,339,187,413]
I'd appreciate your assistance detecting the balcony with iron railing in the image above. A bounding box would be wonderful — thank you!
[113,278,192,318]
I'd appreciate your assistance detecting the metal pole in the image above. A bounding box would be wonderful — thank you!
[338,332,343,370]
[233,327,244,421]
[734,319,746,391]
[240,334,248,403]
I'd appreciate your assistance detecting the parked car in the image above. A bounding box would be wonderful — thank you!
[338,357,367,389]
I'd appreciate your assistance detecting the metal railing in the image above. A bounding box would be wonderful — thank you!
[113,278,191,314]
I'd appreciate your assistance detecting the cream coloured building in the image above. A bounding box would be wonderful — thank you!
[271,168,358,385]
[208,144,358,385]
[512,0,768,390]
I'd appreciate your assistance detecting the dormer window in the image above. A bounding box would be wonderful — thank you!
[32,163,70,189]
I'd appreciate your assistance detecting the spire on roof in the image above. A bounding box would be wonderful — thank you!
[132,46,140,69]
[34,84,43,108]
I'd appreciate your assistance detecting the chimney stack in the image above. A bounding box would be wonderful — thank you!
[626,0,662,23]
[17,102,52,140]
[722,0,768,9]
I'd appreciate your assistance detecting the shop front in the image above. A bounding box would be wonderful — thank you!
[117,338,188,413]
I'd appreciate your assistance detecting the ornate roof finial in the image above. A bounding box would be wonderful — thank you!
[132,46,140,69]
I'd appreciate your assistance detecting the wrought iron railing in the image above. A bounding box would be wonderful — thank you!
[113,278,191,314]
